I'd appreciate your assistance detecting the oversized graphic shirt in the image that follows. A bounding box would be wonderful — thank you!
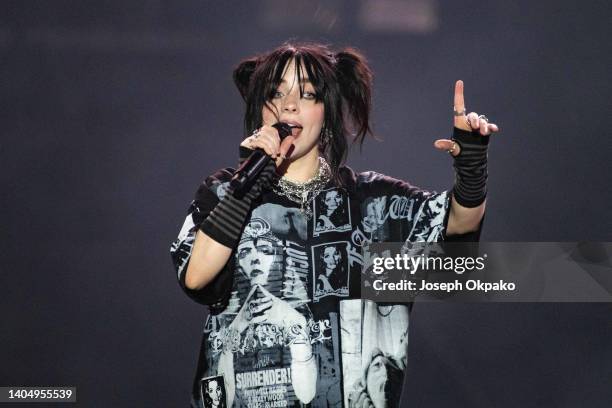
[171,166,460,408]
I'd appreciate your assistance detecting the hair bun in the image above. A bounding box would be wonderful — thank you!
[334,48,373,142]
[232,57,259,101]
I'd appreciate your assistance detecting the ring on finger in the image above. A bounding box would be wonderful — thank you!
[447,141,458,155]
[453,108,466,116]
[478,114,489,123]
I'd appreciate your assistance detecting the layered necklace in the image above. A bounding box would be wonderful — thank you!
[272,156,331,219]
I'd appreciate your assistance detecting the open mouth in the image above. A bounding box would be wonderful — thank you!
[284,123,302,138]
[280,121,302,137]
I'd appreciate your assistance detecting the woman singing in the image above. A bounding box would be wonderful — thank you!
[170,41,498,407]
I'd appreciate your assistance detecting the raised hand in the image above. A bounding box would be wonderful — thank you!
[434,80,500,156]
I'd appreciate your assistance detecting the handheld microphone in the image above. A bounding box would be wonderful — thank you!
[230,122,295,197]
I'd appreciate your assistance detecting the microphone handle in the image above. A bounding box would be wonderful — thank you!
[230,149,270,193]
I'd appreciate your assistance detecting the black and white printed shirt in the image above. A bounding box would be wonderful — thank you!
[171,166,474,408]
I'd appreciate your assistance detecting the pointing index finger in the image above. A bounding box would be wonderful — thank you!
[279,136,294,156]
[454,80,465,112]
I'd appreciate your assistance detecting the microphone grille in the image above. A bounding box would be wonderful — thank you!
[272,122,292,139]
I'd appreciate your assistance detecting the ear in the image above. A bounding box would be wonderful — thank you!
[232,57,259,101]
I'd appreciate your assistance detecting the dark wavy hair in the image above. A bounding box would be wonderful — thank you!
[232,41,374,183]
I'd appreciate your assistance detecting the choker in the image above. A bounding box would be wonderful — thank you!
[272,157,331,219]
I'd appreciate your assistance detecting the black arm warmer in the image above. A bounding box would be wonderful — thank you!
[451,127,490,208]
[199,147,278,248]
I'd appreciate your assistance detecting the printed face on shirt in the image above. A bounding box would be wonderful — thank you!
[366,353,389,408]
[313,188,352,236]
[237,239,275,285]
[322,246,341,271]
[206,379,222,406]
[324,190,342,214]
[261,58,325,162]
[363,198,386,232]
[365,201,377,224]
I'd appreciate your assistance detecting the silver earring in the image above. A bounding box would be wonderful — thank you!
[321,127,333,145]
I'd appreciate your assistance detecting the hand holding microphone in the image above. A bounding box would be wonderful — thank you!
[231,122,296,196]
[240,122,296,160]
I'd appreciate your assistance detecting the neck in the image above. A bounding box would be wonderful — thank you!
[280,147,320,182]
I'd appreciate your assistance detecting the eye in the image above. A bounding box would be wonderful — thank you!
[302,91,317,100]
[258,245,274,255]
[238,248,251,259]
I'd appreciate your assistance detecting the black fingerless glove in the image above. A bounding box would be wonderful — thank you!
[451,127,489,208]
[199,147,278,248]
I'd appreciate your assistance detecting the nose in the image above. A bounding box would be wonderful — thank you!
[282,92,299,113]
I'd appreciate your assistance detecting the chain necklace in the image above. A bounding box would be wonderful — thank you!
[272,157,331,219]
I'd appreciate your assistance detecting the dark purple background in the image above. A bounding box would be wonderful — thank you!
[2,1,611,407]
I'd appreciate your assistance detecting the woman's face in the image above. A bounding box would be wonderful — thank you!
[206,380,222,406]
[262,58,325,161]
[324,190,342,213]
[323,246,341,270]
[237,239,275,285]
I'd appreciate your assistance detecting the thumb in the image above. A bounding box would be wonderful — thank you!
[433,138,461,157]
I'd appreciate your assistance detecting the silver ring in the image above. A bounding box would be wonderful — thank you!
[478,114,489,123]
[453,108,466,117]
[251,128,261,138]
[447,141,458,155]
